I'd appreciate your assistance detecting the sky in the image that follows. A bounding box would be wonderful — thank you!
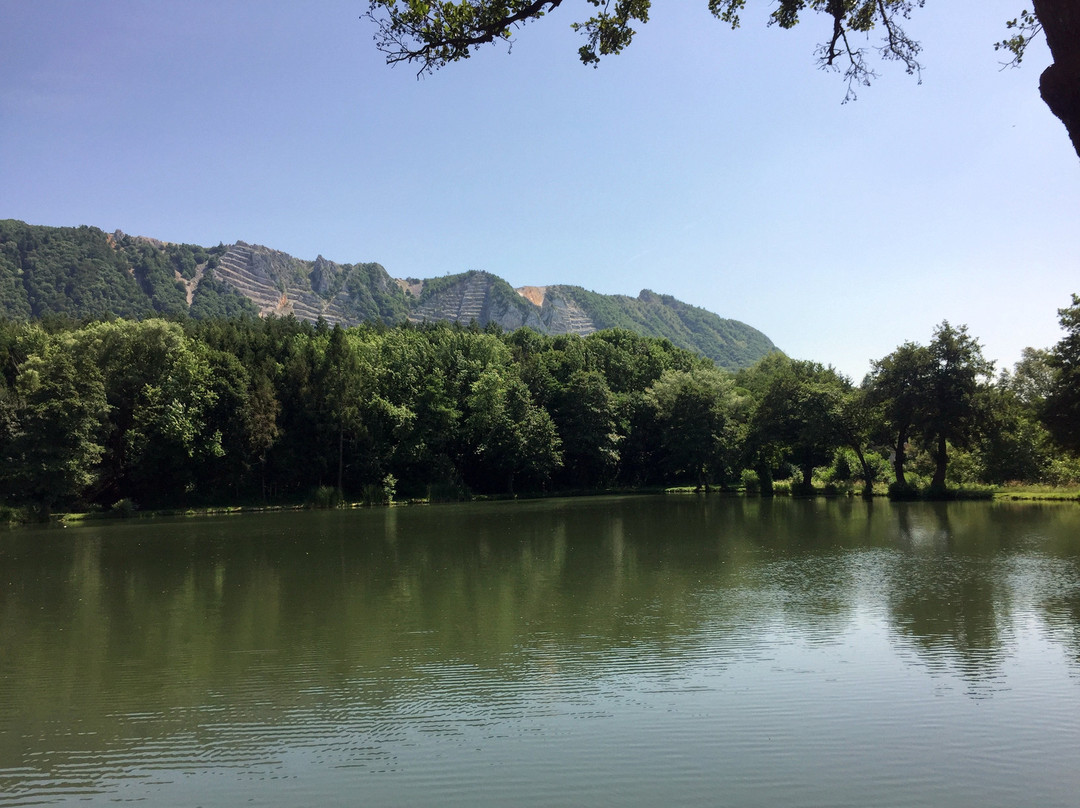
[1,1,1077,380]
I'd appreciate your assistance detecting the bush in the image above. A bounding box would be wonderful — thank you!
[830,451,853,482]
[361,474,399,506]
[110,498,138,518]
[309,485,341,509]
[1046,456,1080,486]
[0,505,25,525]
[888,481,920,501]
[741,469,760,495]
[427,481,470,502]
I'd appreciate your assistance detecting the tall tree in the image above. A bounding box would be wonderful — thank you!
[868,323,993,493]
[1043,293,1080,452]
[866,341,933,492]
[74,319,221,507]
[646,366,745,490]
[740,355,849,495]
[366,1,1080,159]
[464,365,562,493]
[1,331,108,517]
[920,322,994,489]
[553,369,621,489]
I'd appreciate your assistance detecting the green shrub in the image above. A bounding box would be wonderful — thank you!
[1046,456,1080,486]
[110,498,138,518]
[888,481,920,500]
[741,469,760,495]
[310,485,341,509]
[426,480,470,502]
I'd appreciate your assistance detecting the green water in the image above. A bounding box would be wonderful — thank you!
[2,496,1080,806]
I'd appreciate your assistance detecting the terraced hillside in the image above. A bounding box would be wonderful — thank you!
[0,220,777,369]
[404,272,775,369]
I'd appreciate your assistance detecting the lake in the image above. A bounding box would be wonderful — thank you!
[2,496,1079,807]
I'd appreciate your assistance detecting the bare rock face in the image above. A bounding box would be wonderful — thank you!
[212,243,360,322]
[309,255,338,296]
[0,220,777,368]
[534,288,595,336]
[487,292,547,333]
[200,247,774,368]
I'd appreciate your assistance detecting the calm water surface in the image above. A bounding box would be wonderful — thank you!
[2,496,1080,807]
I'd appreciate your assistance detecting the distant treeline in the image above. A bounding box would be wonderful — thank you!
[1,299,1079,517]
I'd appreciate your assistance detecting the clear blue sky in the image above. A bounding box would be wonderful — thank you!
[2,1,1077,379]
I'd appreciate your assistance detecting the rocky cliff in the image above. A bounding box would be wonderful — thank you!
[0,220,777,369]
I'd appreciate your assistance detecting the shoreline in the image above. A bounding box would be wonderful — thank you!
[4,485,1077,529]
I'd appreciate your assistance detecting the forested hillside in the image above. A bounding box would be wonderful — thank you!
[0,221,775,369]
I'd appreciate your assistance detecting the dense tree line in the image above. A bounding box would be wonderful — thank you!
[1,297,1079,518]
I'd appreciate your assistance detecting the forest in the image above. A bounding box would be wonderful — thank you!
[1,291,1078,521]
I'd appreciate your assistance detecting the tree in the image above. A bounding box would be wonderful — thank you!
[920,322,994,489]
[646,365,745,490]
[1043,293,1080,452]
[868,322,993,494]
[996,2,1080,158]
[75,319,222,507]
[366,1,1080,160]
[866,341,933,492]
[1000,346,1057,410]
[1,331,108,517]
[552,369,621,488]
[978,382,1051,484]
[739,355,850,495]
[835,384,879,495]
[464,365,562,493]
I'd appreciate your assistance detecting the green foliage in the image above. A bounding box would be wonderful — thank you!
[1045,456,1080,487]
[888,480,920,500]
[738,354,850,495]
[645,365,746,489]
[110,497,139,518]
[366,0,927,102]
[74,319,223,507]
[0,328,109,516]
[309,485,341,509]
[0,289,1075,513]
[740,468,760,494]
[189,269,260,319]
[0,220,153,320]
[867,323,994,494]
[995,8,1042,66]
[1044,294,1080,453]
[556,285,774,370]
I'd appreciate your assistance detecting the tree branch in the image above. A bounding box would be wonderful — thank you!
[366,0,566,74]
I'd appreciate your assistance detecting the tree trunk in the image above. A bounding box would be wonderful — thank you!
[756,465,774,497]
[852,444,874,497]
[1035,0,1080,159]
[931,434,948,490]
[337,420,344,501]
[892,429,908,488]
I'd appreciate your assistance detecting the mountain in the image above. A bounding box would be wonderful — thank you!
[0,220,776,369]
